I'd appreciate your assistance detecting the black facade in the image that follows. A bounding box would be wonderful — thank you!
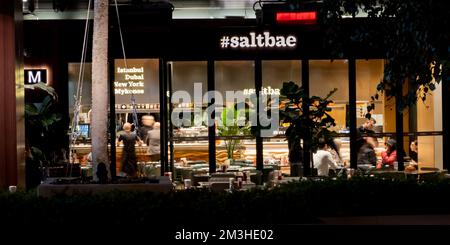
[23,7,448,177]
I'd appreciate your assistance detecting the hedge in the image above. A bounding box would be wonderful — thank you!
[1,177,450,225]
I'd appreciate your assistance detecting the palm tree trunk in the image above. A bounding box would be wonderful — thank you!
[91,0,110,180]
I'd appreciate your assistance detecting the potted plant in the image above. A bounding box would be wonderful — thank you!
[25,83,62,188]
[217,104,252,168]
[280,81,338,176]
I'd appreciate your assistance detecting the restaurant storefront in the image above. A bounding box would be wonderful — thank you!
[22,3,447,184]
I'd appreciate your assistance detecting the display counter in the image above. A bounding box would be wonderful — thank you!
[71,141,289,174]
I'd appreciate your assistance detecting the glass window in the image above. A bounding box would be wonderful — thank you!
[356,60,385,130]
[356,60,386,163]
[114,59,160,177]
[68,63,92,168]
[414,80,443,169]
[310,60,349,130]
[355,60,444,170]
[215,61,256,171]
[416,136,443,170]
[262,60,301,175]
[170,61,209,181]
[310,60,349,165]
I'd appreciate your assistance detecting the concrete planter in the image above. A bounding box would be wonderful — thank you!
[37,176,173,198]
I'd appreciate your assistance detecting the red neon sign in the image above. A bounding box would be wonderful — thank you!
[276,11,317,24]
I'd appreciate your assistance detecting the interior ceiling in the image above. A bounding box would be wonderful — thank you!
[23,0,259,19]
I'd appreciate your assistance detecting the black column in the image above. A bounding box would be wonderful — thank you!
[301,59,311,176]
[442,76,449,170]
[207,60,216,173]
[159,58,168,175]
[167,62,174,174]
[348,59,358,169]
[255,59,264,172]
[108,59,116,178]
[395,81,405,171]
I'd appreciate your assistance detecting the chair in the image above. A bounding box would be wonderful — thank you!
[250,171,262,185]
[420,167,440,172]
[173,168,183,181]
[419,172,442,182]
[210,182,230,192]
[192,174,210,186]
[262,167,274,182]
[181,169,193,180]
[311,168,318,177]
[211,173,235,179]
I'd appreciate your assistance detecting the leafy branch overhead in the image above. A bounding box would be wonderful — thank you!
[287,0,450,112]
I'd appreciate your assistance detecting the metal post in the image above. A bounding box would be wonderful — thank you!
[301,59,311,176]
[159,58,168,175]
[167,62,174,174]
[109,59,116,178]
[255,59,264,172]
[207,60,216,173]
[443,76,449,170]
[396,80,405,171]
[348,59,358,169]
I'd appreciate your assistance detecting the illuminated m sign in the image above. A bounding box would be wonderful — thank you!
[24,69,47,84]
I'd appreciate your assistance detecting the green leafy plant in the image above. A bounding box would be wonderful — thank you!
[217,105,252,160]
[25,84,62,186]
[280,81,337,165]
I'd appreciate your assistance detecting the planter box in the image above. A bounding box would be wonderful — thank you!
[37,176,173,198]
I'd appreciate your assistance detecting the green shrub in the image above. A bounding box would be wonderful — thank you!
[1,178,450,225]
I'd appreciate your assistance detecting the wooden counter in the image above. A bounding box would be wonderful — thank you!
[71,141,291,173]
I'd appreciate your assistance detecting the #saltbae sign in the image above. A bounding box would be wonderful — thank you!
[220,32,297,49]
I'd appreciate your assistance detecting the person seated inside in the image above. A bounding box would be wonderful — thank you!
[356,136,377,167]
[409,140,418,163]
[326,138,344,167]
[378,138,397,169]
[313,138,339,176]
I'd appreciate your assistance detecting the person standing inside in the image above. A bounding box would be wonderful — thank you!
[117,123,143,177]
[147,122,161,161]
[139,115,155,144]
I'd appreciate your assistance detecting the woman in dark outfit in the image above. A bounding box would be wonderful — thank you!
[410,140,418,162]
[117,123,143,177]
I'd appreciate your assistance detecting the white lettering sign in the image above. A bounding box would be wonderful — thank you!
[24,69,47,84]
[221,32,297,49]
[114,66,145,95]
[28,71,41,83]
